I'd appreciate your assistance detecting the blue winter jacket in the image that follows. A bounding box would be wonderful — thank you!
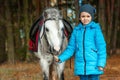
[58,21,107,75]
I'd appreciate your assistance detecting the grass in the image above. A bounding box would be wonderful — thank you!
[0,54,120,80]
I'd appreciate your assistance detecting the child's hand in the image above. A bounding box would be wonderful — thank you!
[98,67,104,71]
[54,56,59,62]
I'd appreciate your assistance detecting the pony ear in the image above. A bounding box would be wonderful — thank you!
[42,11,47,20]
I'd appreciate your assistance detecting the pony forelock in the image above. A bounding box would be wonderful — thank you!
[43,8,63,20]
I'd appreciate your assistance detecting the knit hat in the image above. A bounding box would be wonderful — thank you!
[79,4,96,20]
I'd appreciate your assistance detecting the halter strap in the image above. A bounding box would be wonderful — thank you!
[44,18,62,23]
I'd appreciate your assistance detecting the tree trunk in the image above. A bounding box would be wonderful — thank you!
[0,23,7,63]
[36,0,40,17]
[5,1,15,64]
[74,0,79,25]
[98,0,106,34]
[23,0,30,61]
[0,1,7,63]
[112,0,120,54]
[116,0,120,49]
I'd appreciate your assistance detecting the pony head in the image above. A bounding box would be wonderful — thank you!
[41,8,66,53]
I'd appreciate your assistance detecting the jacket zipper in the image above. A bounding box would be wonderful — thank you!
[83,27,86,75]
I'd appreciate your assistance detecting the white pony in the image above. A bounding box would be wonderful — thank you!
[34,8,71,80]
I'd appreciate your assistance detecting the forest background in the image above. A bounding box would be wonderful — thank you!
[0,0,120,64]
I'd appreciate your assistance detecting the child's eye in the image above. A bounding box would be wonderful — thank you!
[87,15,90,17]
[81,16,85,18]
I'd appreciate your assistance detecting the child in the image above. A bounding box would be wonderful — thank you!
[54,4,107,80]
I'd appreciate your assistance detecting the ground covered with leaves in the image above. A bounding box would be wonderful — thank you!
[0,54,120,80]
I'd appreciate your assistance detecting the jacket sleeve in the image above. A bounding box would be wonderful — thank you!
[58,28,77,62]
[95,24,107,68]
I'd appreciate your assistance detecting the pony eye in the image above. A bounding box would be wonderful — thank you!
[45,28,49,32]
[61,27,64,31]
[59,28,64,33]
[61,28,64,34]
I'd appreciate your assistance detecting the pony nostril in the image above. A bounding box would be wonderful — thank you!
[54,46,60,52]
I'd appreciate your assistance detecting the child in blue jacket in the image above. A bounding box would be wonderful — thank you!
[54,4,107,80]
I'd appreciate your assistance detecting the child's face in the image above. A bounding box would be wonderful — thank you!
[79,12,92,25]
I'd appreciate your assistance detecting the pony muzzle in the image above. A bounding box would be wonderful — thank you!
[54,46,60,52]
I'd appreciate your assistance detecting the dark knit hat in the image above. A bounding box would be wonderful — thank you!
[79,4,96,20]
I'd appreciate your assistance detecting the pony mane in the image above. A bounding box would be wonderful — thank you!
[43,8,63,20]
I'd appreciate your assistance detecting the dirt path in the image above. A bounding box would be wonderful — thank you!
[0,54,120,80]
